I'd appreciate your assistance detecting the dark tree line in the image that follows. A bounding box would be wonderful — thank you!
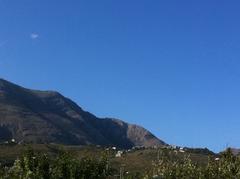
[0,148,240,179]
[0,148,112,179]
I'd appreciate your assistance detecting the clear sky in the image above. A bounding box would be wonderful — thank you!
[1,0,240,152]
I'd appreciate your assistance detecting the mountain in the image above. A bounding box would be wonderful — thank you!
[0,79,166,149]
[229,148,240,156]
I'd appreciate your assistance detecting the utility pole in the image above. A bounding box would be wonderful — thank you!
[119,164,125,179]
[120,167,123,179]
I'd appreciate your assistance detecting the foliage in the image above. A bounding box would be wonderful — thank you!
[1,147,240,179]
[1,148,111,179]
[145,148,240,179]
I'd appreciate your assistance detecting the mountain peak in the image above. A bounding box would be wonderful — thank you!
[0,78,60,96]
[0,78,20,93]
[0,78,12,87]
[0,79,166,148]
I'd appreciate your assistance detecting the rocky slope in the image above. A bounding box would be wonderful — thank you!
[0,79,166,148]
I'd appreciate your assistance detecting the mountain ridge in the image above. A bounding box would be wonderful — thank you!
[0,78,166,149]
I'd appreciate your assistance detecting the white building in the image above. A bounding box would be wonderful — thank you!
[115,151,123,157]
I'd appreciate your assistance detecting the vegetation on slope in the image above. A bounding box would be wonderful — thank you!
[0,144,239,178]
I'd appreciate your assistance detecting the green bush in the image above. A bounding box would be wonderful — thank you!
[2,148,111,179]
[147,148,240,179]
[1,147,240,179]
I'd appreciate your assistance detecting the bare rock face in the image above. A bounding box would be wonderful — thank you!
[0,79,166,148]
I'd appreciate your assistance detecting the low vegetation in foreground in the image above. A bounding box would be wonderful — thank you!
[0,144,239,179]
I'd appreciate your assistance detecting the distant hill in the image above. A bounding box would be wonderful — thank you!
[229,148,240,156]
[0,79,166,149]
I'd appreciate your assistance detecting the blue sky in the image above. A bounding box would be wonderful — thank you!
[1,0,240,152]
